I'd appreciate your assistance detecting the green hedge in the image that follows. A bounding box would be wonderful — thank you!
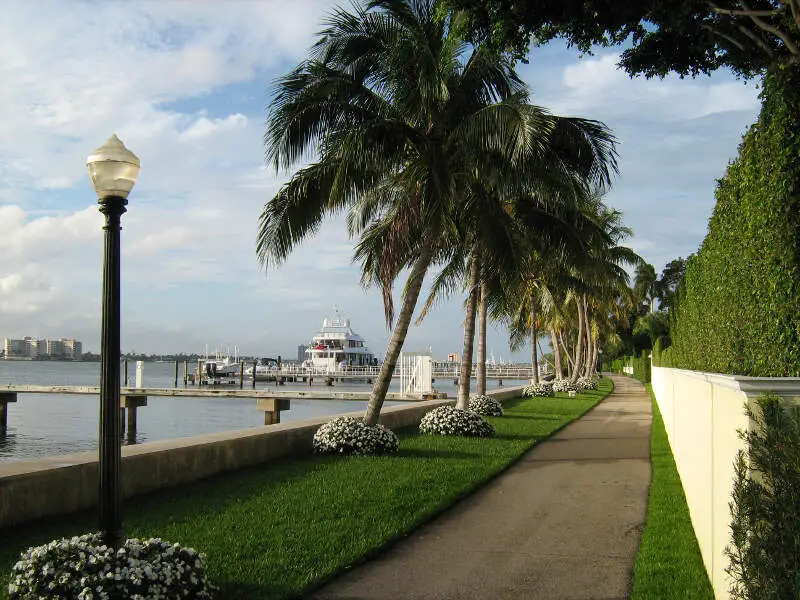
[669,67,800,376]
[605,351,651,383]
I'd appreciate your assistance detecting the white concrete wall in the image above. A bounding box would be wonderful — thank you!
[651,367,800,600]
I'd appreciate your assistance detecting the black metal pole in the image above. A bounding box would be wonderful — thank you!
[98,195,127,549]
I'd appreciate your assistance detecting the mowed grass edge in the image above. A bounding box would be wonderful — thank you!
[1,379,612,600]
[629,383,714,600]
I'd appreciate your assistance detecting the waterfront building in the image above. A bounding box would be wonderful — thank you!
[4,337,45,359]
[3,337,82,360]
[297,344,307,362]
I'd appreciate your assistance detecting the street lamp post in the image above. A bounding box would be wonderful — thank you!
[87,134,140,548]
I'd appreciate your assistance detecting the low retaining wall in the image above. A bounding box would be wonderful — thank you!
[0,386,523,529]
[651,367,800,600]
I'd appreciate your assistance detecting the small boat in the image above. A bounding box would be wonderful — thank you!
[198,348,241,384]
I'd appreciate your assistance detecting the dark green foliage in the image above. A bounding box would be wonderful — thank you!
[0,384,611,600]
[652,338,676,369]
[632,350,651,383]
[630,385,714,600]
[658,257,689,314]
[447,0,798,78]
[670,68,800,376]
[604,351,650,383]
[726,394,800,600]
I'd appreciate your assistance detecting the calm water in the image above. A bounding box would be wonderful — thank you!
[0,361,522,463]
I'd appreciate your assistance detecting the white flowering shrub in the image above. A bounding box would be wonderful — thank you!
[552,379,585,393]
[522,383,555,398]
[313,415,399,455]
[468,394,504,416]
[577,376,599,390]
[419,406,494,437]
[8,533,215,600]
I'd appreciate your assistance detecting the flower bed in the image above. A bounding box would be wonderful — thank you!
[419,406,495,437]
[7,533,214,599]
[313,415,399,455]
[577,376,599,390]
[523,382,555,397]
[468,394,504,416]
[552,379,585,393]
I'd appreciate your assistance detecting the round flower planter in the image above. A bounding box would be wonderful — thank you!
[468,394,504,416]
[8,534,215,599]
[313,415,399,455]
[419,406,495,437]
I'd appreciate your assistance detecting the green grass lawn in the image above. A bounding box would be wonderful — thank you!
[0,380,610,599]
[629,384,714,600]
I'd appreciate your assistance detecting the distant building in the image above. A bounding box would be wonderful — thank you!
[297,344,307,362]
[447,353,459,363]
[3,337,82,360]
[63,339,82,360]
[4,337,45,359]
[46,339,65,357]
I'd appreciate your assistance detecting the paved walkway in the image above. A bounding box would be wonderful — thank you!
[309,374,653,600]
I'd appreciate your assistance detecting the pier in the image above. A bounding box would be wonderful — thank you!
[0,385,446,436]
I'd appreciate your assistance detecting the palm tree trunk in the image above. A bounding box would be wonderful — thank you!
[550,327,563,379]
[457,247,481,409]
[583,299,594,377]
[570,295,585,384]
[456,247,480,408]
[558,329,574,377]
[530,290,539,384]
[476,279,487,395]
[364,244,434,425]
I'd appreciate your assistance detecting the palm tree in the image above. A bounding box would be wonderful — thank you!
[259,0,535,424]
[633,262,660,313]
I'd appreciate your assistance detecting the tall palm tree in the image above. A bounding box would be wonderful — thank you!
[259,0,535,424]
[633,262,660,313]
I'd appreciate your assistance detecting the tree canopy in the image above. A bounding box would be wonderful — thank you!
[446,0,800,77]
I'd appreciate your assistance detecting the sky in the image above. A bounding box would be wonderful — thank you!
[0,1,762,361]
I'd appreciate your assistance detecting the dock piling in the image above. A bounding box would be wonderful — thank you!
[239,361,244,389]
[183,361,188,386]
[257,398,290,425]
[120,395,147,440]
[174,360,179,387]
[252,361,257,389]
[0,392,18,431]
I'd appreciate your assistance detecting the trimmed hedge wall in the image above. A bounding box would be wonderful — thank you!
[669,67,800,376]
[606,351,651,383]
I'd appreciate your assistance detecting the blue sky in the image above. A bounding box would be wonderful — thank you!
[0,1,761,361]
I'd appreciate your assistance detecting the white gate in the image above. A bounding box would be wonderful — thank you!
[399,352,433,394]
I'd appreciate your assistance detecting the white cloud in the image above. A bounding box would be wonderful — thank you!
[179,114,248,141]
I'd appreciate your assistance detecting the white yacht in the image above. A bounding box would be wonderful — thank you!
[303,309,374,372]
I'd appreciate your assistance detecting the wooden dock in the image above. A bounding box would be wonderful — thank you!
[0,385,425,402]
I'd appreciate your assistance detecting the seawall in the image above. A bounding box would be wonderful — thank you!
[0,386,523,528]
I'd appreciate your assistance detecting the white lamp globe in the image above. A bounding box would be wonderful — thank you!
[86,134,140,199]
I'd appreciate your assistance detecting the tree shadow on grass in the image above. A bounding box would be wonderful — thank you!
[395,447,482,460]
[500,414,563,421]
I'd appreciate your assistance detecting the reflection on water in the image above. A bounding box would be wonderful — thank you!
[0,360,523,463]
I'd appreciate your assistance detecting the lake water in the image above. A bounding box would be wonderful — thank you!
[0,361,523,463]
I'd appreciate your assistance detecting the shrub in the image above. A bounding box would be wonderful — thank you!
[577,376,598,390]
[552,379,584,393]
[523,382,555,397]
[468,394,504,416]
[670,68,800,377]
[419,406,494,437]
[726,395,800,599]
[7,534,215,600]
[313,416,399,455]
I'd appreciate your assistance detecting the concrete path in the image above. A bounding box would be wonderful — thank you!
[308,374,653,600]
